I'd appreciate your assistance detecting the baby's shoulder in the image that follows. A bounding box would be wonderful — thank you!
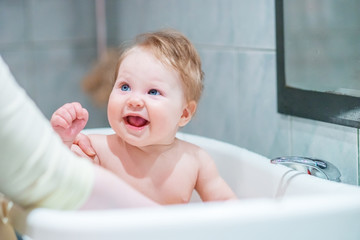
[86,133,114,153]
[87,133,108,145]
[176,138,213,162]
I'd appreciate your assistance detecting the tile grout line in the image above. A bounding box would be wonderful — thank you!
[358,128,360,186]
[289,116,293,155]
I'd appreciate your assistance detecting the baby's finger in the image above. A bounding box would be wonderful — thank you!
[63,102,80,121]
[74,103,88,121]
[55,106,76,127]
[71,102,89,122]
[80,108,89,121]
[50,114,70,129]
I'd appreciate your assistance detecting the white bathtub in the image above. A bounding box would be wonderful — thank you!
[12,129,360,240]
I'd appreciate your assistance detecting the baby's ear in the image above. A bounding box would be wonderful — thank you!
[179,101,197,127]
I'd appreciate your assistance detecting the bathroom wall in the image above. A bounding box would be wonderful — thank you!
[0,0,358,185]
[0,0,108,127]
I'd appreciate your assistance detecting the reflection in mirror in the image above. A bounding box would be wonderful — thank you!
[276,0,360,128]
[284,0,360,97]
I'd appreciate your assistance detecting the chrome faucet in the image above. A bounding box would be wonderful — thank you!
[270,156,341,182]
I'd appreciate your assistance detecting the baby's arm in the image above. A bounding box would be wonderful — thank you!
[195,150,237,201]
[50,102,88,148]
[51,103,96,158]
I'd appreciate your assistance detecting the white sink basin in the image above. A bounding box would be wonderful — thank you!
[12,129,360,240]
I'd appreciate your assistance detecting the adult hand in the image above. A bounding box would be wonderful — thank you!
[73,133,96,158]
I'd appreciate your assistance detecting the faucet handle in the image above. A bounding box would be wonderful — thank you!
[270,156,341,182]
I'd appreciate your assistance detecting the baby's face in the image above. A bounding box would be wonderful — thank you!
[107,47,190,146]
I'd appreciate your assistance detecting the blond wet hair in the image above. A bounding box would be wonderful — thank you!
[115,29,204,103]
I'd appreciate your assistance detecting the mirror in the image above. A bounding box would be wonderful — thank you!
[276,0,360,128]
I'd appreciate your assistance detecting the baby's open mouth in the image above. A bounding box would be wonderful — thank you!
[124,116,149,128]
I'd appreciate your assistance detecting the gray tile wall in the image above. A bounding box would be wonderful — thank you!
[1,0,358,185]
[0,0,108,127]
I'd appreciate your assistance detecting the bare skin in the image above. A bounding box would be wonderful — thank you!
[51,48,237,205]
[71,134,236,204]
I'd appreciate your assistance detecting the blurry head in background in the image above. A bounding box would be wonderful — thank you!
[82,48,119,106]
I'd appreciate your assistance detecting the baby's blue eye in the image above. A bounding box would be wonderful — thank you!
[148,89,160,95]
[121,84,130,91]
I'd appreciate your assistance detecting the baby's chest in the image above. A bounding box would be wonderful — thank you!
[99,154,198,204]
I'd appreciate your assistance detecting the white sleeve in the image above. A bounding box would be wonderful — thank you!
[0,56,94,210]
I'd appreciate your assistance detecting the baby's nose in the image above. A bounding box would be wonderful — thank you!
[127,95,144,109]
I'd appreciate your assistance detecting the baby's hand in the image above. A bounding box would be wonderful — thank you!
[51,102,89,147]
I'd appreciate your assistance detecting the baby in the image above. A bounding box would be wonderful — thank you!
[51,29,237,205]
